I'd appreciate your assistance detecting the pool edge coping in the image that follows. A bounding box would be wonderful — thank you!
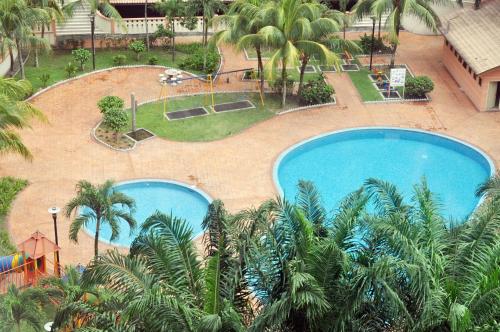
[80,178,213,249]
[272,126,496,217]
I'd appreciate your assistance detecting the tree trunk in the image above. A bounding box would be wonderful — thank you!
[145,0,150,51]
[378,18,382,40]
[390,19,401,68]
[94,219,100,258]
[172,18,176,62]
[281,59,287,108]
[90,14,96,70]
[474,0,480,9]
[297,55,309,96]
[16,40,25,80]
[256,45,264,92]
[8,46,15,72]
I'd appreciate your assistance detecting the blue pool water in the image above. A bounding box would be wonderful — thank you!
[82,180,211,246]
[275,128,493,221]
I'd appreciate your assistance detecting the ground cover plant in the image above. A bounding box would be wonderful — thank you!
[0,177,28,255]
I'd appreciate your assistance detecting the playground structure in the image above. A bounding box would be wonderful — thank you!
[0,231,61,293]
[158,68,265,121]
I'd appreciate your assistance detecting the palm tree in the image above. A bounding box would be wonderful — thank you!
[156,0,186,62]
[353,0,440,67]
[0,77,45,160]
[0,285,49,332]
[0,0,49,78]
[247,0,339,107]
[212,0,268,92]
[64,179,136,258]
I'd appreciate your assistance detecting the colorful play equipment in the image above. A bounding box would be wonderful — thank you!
[0,231,61,293]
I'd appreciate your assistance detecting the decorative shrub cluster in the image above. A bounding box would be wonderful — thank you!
[359,34,392,54]
[112,54,127,66]
[404,76,434,99]
[271,76,295,96]
[178,43,220,74]
[98,96,128,142]
[64,62,78,78]
[71,48,91,71]
[299,74,334,105]
[97,96,125,114]
[128,40,146,60]
[148,56,159,65]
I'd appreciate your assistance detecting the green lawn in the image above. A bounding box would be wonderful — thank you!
[131,92,300,141]
[19,47,198,91]
[347,68,384,102]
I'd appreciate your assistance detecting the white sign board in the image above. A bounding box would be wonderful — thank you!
[390,68,406,87]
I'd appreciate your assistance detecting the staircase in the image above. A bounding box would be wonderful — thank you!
[56,2,106,36]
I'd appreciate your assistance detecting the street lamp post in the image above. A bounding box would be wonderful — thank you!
[369,16,376,71]
[48,207,61,276]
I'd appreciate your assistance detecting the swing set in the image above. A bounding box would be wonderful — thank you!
[159,68,265,121]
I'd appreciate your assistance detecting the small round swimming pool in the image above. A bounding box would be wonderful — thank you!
[274,128,494,220]
[82,180,211,247]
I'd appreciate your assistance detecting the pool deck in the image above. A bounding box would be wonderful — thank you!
[2,32,500,265]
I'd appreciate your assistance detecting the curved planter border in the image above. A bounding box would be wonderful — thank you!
[272,126,496,213]
[91,120,136,152]
[80,178,213,249]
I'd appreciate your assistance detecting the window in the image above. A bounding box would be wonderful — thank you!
[468,67,472,74]
[479,78,482,86]
[454,50,458,57]
[458,55,463,63]
[449,44,453,51]
[445,40,449,46]
[473,73,477,80]
[462,61,467,69]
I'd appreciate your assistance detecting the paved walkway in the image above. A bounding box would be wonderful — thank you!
[2,32,499,265]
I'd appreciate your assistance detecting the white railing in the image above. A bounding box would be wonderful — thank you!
[115,16,217,35]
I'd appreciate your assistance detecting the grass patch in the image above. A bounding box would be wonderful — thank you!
[18,47,201,91]
[0,177,28,255]
[347,68,383,102]
[129,92,299,141]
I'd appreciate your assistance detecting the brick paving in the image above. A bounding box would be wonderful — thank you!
[2,32,499,265]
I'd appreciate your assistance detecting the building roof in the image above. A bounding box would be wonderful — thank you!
[17,231,60,259]
[441,0,500,74]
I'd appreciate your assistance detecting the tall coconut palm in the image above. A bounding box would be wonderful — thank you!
[0,77,45,160]
[0,285,50,332]
[0,0,49,78]
[72,206,248,331]
[353,0,440,67]
[64,179,136,258]
[156,0,186,62]
[247,0,339,107]
[212,0,268,92]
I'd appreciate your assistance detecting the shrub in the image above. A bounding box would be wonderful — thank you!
[359,34,392,54]
[128,40,146,61]
[176,42,202,54]
[152,25,173,48]
[148,56,159,65]
[113,54,127,66]
[71,48,91,71]
[64,62,78,78]
[39,73,50,88]
[98,96,125,114]
[299,74,334,105]
[0,177,28,255]
[103,108,128,142]
[404,76,434,99]
[271,76,295,96]
[178,45,220,74]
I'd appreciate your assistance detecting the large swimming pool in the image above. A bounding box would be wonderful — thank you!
[82,180,211,247]
[274,128,494,220]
